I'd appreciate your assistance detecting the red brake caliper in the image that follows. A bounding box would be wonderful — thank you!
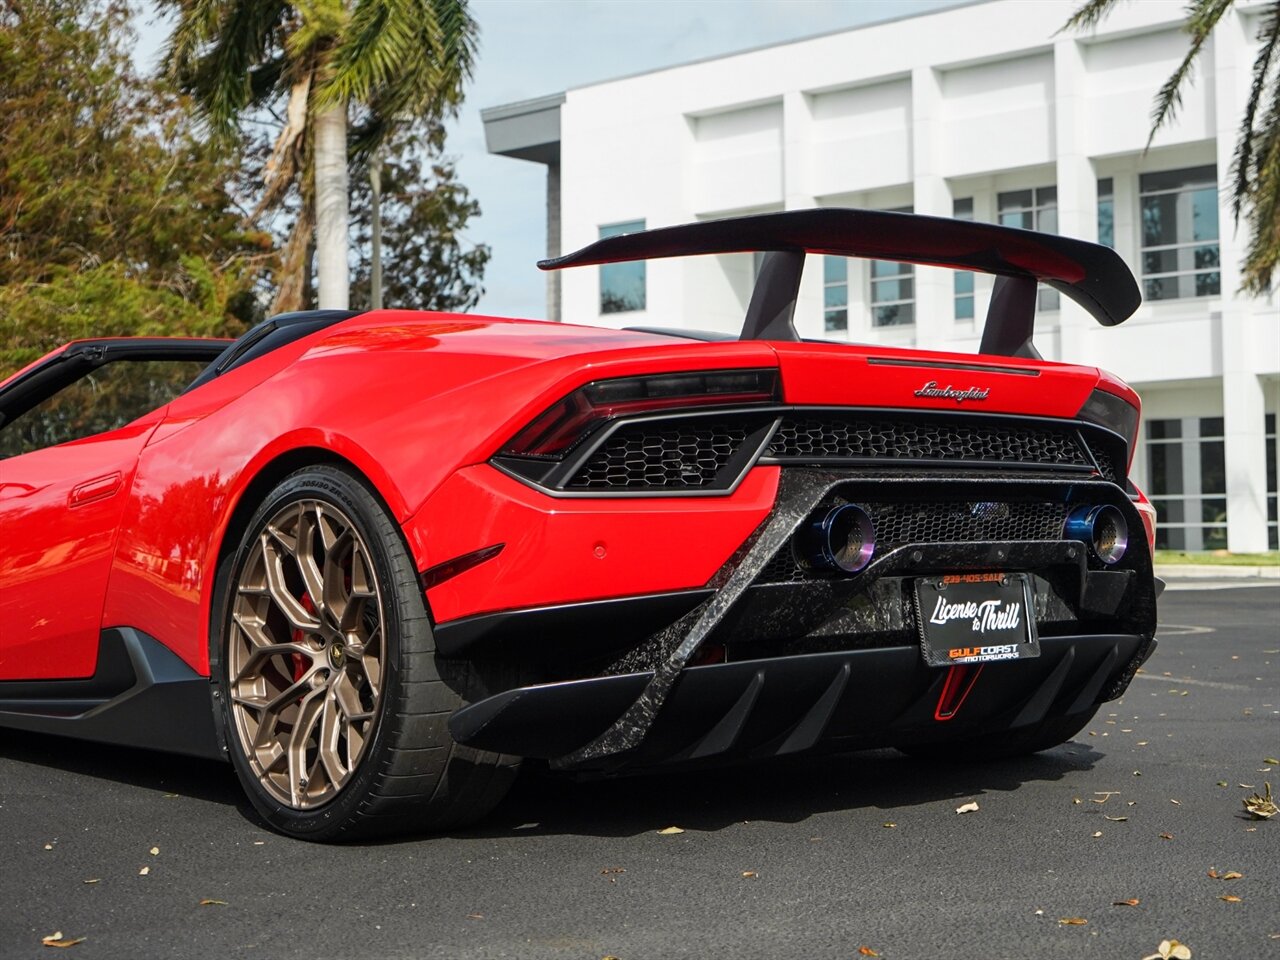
[291,594,318,683]
[934,664,984,721]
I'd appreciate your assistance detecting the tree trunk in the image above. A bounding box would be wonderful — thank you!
[314,99,349,310]
[370,150,383,310]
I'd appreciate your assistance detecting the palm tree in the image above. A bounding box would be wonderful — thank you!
[163,0,477,311]
[1063,0,1279,295]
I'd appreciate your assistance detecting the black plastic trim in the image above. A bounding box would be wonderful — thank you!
[434,589,713,660]
[0,628,223,761]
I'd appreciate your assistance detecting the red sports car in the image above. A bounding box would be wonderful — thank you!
[0,210,1159,841]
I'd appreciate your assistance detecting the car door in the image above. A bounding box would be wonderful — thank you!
[0,340,226,680]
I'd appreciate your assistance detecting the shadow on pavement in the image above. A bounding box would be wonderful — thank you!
[454,742,1103,842]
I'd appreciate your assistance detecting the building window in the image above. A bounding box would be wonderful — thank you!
[1097,178,1114,249]
[953,198,974,320]
[823,255,847,332]
[998,186,1059,311]
[1145,416,1228,551]
[1268,412,1277,550]
[599,220,645,313]
[1139,165,1219,301]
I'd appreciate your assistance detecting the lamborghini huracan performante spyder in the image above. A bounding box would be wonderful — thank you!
[0,209,1160,841]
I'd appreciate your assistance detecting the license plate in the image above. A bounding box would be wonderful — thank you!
[913,572,1040,668]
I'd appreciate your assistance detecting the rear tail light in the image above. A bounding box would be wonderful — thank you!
[1077,387,1140,468]
[501,368,779,459]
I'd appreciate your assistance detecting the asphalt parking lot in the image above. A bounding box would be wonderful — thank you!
[1,584,1276,960]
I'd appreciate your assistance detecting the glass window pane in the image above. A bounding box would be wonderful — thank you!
[998,189,1033,211]
[955,295,974,320]
[1037,205,1058,235]
[1036,186,1057,205]
[1097,177,1114,199]
[1148,443,1183,495]
[824,284,847,308]
[1038,288,1060,312]
[1098,199,1114,248]
[954,197,973,218]
[1200,497,1228,524]
[1194,271,1220,297]
[1201,439,1226,495]
[1199,417,1224,437]
[1202,524,1228,550]
[1191,187,1219,242]
[824,309,847,332]
[599,221,646,313]
[871,260,911,278]
[1147,419,1182,440]
[823,255,847,284]
[1266,436,1276,491]
[1141,194,1178,247]
[872,303,913,327]
[1150,498,1185,524]
[1140,165,1217,194]
[954,272,974,295]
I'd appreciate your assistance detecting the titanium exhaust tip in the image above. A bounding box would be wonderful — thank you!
[798,504,876,574]
[1064,503,1129,566]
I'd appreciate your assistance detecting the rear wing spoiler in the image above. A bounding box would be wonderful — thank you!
[539,208,1141,358]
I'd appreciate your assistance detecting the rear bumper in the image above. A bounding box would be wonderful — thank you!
[450,633,1152,769]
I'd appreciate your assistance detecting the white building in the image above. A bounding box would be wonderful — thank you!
[483,0,1279,553]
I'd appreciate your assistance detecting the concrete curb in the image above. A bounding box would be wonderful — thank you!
[1154,563,1280,580]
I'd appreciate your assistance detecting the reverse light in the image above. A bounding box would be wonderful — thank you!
[797,504,876,574]
[501,368,779,459]
[1064,504,1129,566]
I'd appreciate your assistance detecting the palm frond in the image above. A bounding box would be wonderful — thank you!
[1239,42,1280,294]
[1058,0,1124,35]
[1229,0,1280,218]
[1145,0,1234,147]
[317,0,477,149]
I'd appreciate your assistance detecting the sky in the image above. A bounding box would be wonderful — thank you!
[135,0,968,319]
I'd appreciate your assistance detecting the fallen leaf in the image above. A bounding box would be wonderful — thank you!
[882,822,896,828]
[1104,815,1129,822]
[1058,917,1088,925]
[466,913,483,920]
[1092,831,1103,838]
[40,935,86,949]
[1221,871,1243,880]
[955,801,979,815]
[198,899,227,906]
[1034,909,1044,916]
[138,867,149,876]
[1138,741,1150,746]
[82,879,99,885]
[857,949,880,958]
[162,793,179,799]
[1264,758,1279,766]
[1238,783,1255,789]
[657,826,685,835]
[1113,898,1140,907]
[741,871,757,879]
[1141,939,1192,960]
[1159,833,1174,840]
[1134,770,1143,776]
[1243,782,1278,819]
[149,847,159,856]
[1217,781,1229,788]
[1170,799,1181,805]
[1218,894,1242,903]
[1207,869,1218,878]
[600,867,625,875]
[1072,798,1082,805]
[43,843,53,851]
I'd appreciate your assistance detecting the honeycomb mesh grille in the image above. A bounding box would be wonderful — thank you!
[568,420,751,489]
[767,415,1091,469]
[758,499,1066,584]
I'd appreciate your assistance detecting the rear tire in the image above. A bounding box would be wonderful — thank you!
[212,464,518,841]
[896,707,1099,762]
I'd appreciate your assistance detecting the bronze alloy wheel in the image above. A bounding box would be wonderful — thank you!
[217,465,522,841]
[226,499,385,809]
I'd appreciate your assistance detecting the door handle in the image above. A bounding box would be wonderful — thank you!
[69,472,122,507]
